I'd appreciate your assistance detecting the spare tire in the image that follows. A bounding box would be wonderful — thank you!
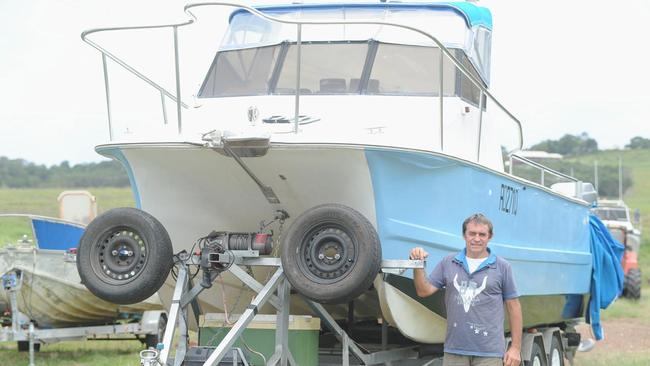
[77,207,173,304]
[281,204,381,304]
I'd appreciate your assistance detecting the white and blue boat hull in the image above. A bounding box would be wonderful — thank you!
[100,142,592,342]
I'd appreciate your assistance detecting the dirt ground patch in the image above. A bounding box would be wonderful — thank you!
[574,319,650,365]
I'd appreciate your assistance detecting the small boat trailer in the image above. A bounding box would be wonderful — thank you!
[144,242,583,366]
[143,247,436,366]
[0,270,166,365]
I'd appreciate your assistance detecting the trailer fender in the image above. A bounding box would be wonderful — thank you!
[541,327,562,356]
[140,310,167,334]
[521,332,545,362]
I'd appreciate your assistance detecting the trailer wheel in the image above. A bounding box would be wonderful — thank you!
[281,204,381,304]
[144,313,167,349]
[623,268,642,300]
[525,342,547,366]
[549,334,564,366]
[77,208,173,304]
[17,341,40,352]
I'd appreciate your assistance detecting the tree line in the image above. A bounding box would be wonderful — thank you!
[530,134,650,156]
[0,157,129,188]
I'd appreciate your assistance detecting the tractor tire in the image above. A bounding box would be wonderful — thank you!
[623,268,642,300]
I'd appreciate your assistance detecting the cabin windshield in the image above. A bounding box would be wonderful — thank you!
[198,41,485,106]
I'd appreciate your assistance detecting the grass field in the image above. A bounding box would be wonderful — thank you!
[0,188,135,217]
[600,291,650,324]
[576,352,650,366]
[574,292,650,366]
[0,188,134,246]
[0,340,145,366]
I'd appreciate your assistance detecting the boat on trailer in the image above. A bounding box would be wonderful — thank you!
[77,1,606,348]
[0,215,162,328]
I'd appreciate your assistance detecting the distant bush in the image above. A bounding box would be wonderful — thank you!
[0,157,129,188]
[626,136,650,150]
[530,132,598,156]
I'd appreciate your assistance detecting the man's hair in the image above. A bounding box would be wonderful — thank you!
[462,213,493,237]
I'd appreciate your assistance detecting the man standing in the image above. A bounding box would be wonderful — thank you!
[409,213,522,366]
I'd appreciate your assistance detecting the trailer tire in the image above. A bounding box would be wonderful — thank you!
[281,204,381,304]
[525,341,547,366]
[549,334,564,366]
[17,341,40,352]
[77,208,173,305]
[623,268,641,300]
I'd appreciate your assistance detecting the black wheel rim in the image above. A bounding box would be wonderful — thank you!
[89,227,148,285]
[298,224,356,284]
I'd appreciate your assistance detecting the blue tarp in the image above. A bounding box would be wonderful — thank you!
[587,214,625,340]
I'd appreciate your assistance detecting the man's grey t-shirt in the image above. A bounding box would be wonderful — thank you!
[428,249,518,357]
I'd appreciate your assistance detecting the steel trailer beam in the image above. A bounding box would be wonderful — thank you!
[150,256,426,366]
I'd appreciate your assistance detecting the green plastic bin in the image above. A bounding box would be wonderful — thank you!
[199,313,321,366]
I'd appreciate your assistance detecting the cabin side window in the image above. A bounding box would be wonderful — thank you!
[458,52,486,108]
[198,45,281,97]
[368,44,456,96]
[472,26,492,84]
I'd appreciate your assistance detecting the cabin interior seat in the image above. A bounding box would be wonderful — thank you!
[320,78,347,93]
[349,78,380,93]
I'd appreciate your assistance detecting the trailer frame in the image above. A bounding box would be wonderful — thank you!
[0,270,166,365]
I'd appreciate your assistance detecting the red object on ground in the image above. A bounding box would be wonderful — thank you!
[621,250,639,275]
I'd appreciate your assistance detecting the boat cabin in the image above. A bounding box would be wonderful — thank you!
[191,2,514,171]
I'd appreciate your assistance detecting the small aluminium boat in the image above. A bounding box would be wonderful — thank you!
[0,215,162,328]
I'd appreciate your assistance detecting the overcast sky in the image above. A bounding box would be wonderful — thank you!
[1,0,649,166]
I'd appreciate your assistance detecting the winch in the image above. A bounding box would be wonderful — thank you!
[199,231,273,288]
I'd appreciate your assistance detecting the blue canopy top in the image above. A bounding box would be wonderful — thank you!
[445,2,492,29]
[232,2,493,30]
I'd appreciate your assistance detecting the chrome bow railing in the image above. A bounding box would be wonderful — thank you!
[508,153,579,187]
